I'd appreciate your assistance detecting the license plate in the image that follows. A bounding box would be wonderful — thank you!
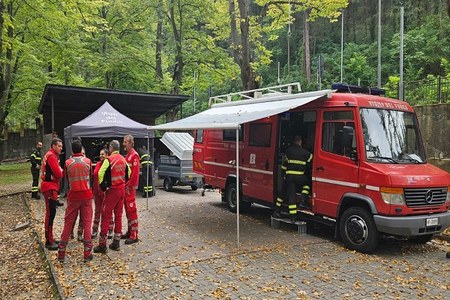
[426,218,438,227]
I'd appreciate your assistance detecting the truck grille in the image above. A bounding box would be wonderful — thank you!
[404,187,447,207]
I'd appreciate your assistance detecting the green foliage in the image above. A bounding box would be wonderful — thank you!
[2,0,450,133]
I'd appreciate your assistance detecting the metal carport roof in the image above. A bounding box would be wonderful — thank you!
[39,84,189,119]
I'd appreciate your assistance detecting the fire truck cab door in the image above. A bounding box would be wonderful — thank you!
[313,109,359,217]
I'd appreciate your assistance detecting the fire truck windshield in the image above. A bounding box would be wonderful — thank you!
[360,108,426,164]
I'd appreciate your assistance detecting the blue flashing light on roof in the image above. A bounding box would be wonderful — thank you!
[332,83,385,96]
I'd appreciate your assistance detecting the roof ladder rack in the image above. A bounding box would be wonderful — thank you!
[209,82,301,106]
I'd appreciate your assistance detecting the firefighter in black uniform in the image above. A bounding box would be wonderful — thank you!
[30,141,43,199]
[273,135,312,222]
[139,146,154,198]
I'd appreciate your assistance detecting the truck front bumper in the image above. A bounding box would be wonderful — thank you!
[373,211,450,237]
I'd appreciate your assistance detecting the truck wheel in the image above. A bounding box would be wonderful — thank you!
[408,234,434,244]
[163,178,173,192]
[225,183,238,212]
[339,207,380,253]
[191,185,198,191]
[225,182,251,213]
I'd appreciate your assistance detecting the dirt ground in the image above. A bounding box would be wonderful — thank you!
[0,193,55,299]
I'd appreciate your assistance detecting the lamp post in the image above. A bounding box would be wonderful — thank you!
[377,0,382,88]
[340,9,344,83]
[399,1,404,100]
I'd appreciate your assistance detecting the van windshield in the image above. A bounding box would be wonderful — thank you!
[360,108,426,164]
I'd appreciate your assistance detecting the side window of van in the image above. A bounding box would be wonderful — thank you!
[195,130,203,143]
[322,111,354,156]
[249,123,271,147]
[223,126,244,141]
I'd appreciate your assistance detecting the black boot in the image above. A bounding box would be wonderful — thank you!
[109,239,120,251]
[45,242,58,251]
[272,207,282,218]
[120,231,130,240]
[56,200,64,207]
[93,245,107,254]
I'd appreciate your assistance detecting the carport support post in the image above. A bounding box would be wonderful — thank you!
[236,127,240,249]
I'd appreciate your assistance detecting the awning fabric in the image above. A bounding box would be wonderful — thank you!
[150,90,332,131]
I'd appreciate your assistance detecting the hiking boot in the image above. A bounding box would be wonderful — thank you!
[56,200,64,207]
[107,230,113,239]
[272,210,282,219]
[120,232,130,240]
[125,238,139,245]
[45,242,58,251]
[93,245,107,254]
[109,239,120,251]
[92,230,98,238]
[83,254,93,262]
[290,214,298,224]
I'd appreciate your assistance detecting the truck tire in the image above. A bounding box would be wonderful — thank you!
[339,207,380,253]
[191,185,198,191]
[163,178,173,192]
[225,182,251,213]
[408,234,434,244]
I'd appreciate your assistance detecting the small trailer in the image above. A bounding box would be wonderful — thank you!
[158,132,203,191]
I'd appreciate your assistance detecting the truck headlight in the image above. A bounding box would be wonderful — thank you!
[447,187,450,203]
[380,187,405,205]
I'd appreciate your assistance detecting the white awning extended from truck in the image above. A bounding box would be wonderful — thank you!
[150,89,332,131]
[149,89,332,249]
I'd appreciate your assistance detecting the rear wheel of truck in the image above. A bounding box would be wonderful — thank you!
[339,207,380,254]
[163,178,173,192]
[225,182,251,213]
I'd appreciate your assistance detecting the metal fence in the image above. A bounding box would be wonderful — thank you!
[403,77,450,105]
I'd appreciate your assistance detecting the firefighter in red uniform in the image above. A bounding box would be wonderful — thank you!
[92,148,114,238]
[273,135,312,223]
[94,140,130,253]
[41,138,64,250]
[57,140,94,263]
[121,134,140,244]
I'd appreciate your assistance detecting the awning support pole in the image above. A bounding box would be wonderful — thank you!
[236,127,240,249]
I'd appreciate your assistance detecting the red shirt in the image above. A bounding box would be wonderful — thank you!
[125,148,140,190]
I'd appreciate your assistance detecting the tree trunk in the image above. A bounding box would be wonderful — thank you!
[236,0,258,91]
[155,0,163,80]
[169,0,184,94]
[303,10,311,83]
[0,1,15,136]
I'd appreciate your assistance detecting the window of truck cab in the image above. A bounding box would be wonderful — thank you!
[321,110,355,157]
[195,130,203,143]
[360,108,425,163]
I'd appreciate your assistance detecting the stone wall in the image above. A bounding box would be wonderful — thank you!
[0,129,40,161]
[414,104,450,172]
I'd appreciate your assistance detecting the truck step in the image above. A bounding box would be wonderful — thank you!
[270,216,307,235]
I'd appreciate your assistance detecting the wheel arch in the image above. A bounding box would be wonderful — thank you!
[337,193,378,219]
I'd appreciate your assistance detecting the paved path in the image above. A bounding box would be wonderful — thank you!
[30,187,450,299]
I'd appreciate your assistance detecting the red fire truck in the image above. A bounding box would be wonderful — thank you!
[193,83,450,253]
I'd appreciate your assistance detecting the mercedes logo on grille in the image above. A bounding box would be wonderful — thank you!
[425,190,433,203]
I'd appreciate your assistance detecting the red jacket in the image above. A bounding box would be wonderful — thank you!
[40,148,63,193]
[65,154,93,201]
[93,160,104,196]
[125,148,140,190]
